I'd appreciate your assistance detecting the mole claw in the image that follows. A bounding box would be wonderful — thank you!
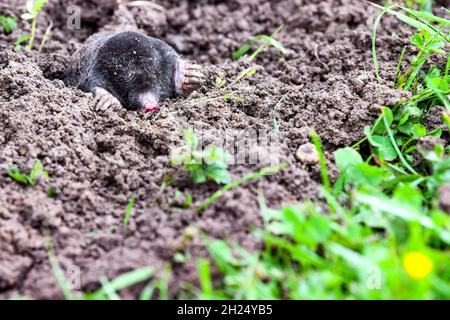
[186,70,204,79]
[93,88,122,113]
[178,60,205,94]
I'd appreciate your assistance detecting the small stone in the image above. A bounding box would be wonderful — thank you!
[295,143,319,165]
[438,184,450,214]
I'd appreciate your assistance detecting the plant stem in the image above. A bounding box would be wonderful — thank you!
[27,16,36,51]
[249,24,284,62]
[39,21,52,53]
[382,109,419,175]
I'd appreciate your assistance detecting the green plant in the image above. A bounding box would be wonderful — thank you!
[14,34,31,51]
[8,160,49,187]
[0,13,17,34]
[232,25,286,61]
[372,4,449,86]
[123,194,136,228]
[196,3,450,295]
[20,0,48,51]
[272,92,289,133]
[170,130,231,185]
[197,139,450,299]
[366,4,449,177]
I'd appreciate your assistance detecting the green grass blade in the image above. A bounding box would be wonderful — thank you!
[272,91,289,133]
[249,24,284,62]
[99,277,121,300]
[371,4,398,82]
[46,237,76,300]
[139,282,155,300]
[394,46,407,88]
[382,108,419,175]
[39,21,52,53]
[123,194,136,228]
[92,266,154,299]
[310,131,331,193]
[402,7,450,28]
[198,259,214,299]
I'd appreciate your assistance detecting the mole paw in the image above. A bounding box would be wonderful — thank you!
[178,60,205,94]
[93,88,123,113]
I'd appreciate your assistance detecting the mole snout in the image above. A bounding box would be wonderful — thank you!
[74,31,204,113]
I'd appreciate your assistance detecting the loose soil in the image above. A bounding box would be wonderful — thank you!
[0,0,434,299]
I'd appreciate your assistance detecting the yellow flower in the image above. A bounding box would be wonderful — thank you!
[403,251,433,280]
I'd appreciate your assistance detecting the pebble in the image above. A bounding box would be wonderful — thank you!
[295,143,319,165]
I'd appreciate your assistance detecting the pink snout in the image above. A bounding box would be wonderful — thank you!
[144,105,159,113]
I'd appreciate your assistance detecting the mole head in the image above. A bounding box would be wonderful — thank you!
[94,31,183,112]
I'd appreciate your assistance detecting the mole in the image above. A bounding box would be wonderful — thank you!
[71,30,204,113]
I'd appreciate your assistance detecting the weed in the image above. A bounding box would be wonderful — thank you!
[310,131,331,193]
[46,236,76,300]
[197,259,214,299]
[8,160,49,187]
[170,129,231,185]
[123,194,136,228]
[156,174,176,205]
[199,143,450,298]
[214,76,226,88]
[20,0,49,51]
[366,4,449,176]
[402,0,433,12]
[272,92,289,133]
[231,25,286,83]
[232,25,286,61]
[234,66,258,83]
[38,20,52,53]
[14,34,31,51]
[195,4,450,299]
[0,13,17,34]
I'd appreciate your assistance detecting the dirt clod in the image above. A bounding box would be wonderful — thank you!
[295,143,320,165]
[439,184,450,214]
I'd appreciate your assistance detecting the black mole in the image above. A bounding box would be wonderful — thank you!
[72,30,203,113]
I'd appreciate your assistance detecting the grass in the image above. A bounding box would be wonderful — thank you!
[45,235,158,300]
[38,20,52,53]
[231,25,286,83]
[196,139,450,299]
[272,92,289,133]
[191,3,450,300]
[123,194,137,228]
[232,25,286,61]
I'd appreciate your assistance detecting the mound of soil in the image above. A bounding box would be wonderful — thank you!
[0,0,413,298]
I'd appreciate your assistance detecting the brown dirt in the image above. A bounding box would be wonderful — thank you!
[0,0,421,299]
